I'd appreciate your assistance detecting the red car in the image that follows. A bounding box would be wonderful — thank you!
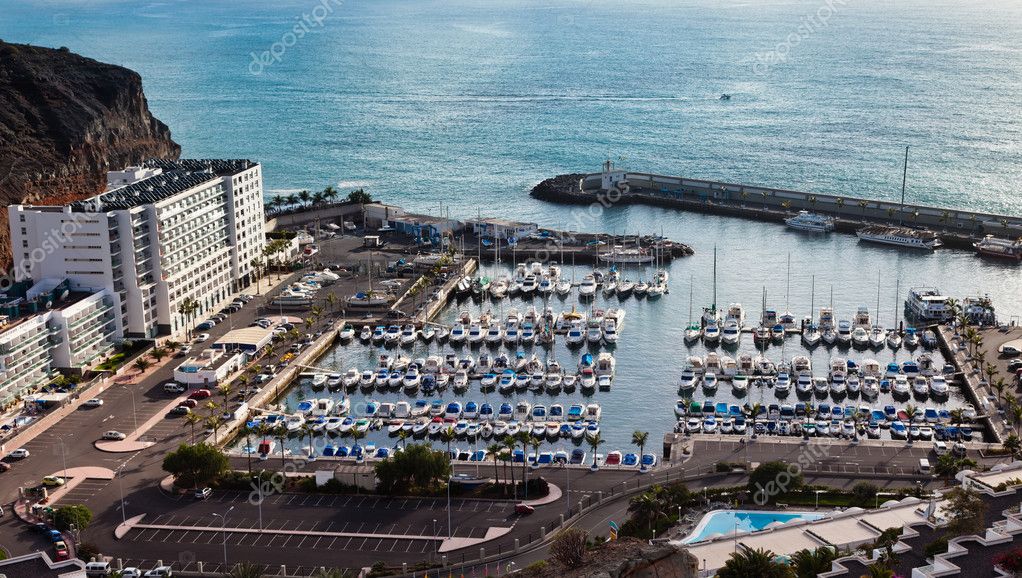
[188,389,212,400]
[515,503,535,516]
[179,398,199,408]
[54,540,69,560]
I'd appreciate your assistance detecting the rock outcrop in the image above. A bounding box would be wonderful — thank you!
[0,40,180,267]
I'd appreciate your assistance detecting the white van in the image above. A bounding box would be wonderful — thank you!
[163,382,186,394]
[85,561,112,576]
[918,458,932,474]
[933,441,948,456]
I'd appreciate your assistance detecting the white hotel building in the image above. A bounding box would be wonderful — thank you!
[9,159,266,340]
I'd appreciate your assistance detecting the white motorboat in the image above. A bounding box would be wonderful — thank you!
[785,211,835,233]
[721,320,741,346]
[400,324,418,346]
[484,321,503,344]
[861,375,880,397]
[813,377,830,394]
[886,329,903,349]
[678,366,699,391]
[851,326,869,347]
[467,323,484,344]
[565,320,585,345]
[912,376,929,396]
[342,369,360,388]
[702,372,718,391]
[578,275,597,299]
[774,372,791,393]
[929,375,949,396]
[732,374,749,393]
[892,374,910,395]
[703,321,721,343]
[836,320,852,344]
[868,325,886,349]
[449,322,466,344]
[555,280,572,296]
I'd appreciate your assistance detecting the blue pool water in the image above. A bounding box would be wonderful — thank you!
[683,510,825,544]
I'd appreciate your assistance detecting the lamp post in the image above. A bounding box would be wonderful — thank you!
[432,518,438,561]
[875,492,896,509]
[814,489,825,510]
[117,463,127,525]
[211,505,234,570]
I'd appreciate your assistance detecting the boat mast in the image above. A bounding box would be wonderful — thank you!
[894,278,900,332]
[810,275,815,323]
[900,145,909,211]
[875,270,882,326]
[688,275,694,326]
[785,252,791,315]
[711,246,717,315]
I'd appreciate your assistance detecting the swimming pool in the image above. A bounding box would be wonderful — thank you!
[682,510,825,544]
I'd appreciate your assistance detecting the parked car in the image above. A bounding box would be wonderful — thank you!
[8,448,30,459]
[188,389,212,400]
[101,431,127,441]
[163,382,187,394]
[211,314,227,323]
[195,321,215,331]
[1002,345,1022,356]
[238,294,254,302]
[83,398,104,408]
[194,487,212,500]
[194,333,210,343]
[120,568,143,578]
[255,373,272,383]
[54,540,70,560]
[176,346,192,358]
[0,462,10,472]
[41,475,66,487]
[169,406,191,416]
[144,566,174,577]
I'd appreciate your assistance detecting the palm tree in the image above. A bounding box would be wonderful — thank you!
[501,435,516,494]
[274,425,288,467]
[240,425,255,473]
[985,364,1000,386]
[992,378,1008,405]
[250,257,265,294]
[439,427,456,461]
[1003,433,1021,456]
[206,415,225,444]
[949,408,965,426]
[749,402,763,439]
[149,347,167,363]
[717,547,789,578]
[587,432,605,469]
[326,292,338,312]
[133,358,151,374]
[298,190,312,206]
[632,430,649,468]
[781,200,792,211]
[177,297,199,340]
[300,422,316,458]
[322,185,339,203]
[217,383,233,404]
[904,403,917,444]
[486,443,503,486]
[791,547,837,578]
[185,412,203,444]
[858,199,869,217]
[285,194,299,209]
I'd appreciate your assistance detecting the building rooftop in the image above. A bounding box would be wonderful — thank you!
[68,159,256,212]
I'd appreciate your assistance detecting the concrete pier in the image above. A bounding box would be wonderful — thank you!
[532,170,1022,249]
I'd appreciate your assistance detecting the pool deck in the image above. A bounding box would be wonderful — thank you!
[677,497,947,573]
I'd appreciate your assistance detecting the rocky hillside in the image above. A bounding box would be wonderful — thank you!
[0,40,180,267]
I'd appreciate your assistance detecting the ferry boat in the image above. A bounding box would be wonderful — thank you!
[784,211,835,233]
[904,287,952,323]
[973,235,1022,260]
[855,225,941,250]
[598,247,655,264]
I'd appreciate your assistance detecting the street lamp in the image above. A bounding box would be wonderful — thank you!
[432,518,438,561]
[814,489,825,510]
[211,505,234,570]
[875,492,897,509]
[117,463,127,525]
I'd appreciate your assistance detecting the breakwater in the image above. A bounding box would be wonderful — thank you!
[532,171,1022,250]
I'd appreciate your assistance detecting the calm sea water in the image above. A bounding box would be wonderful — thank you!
[4,0,1020,451]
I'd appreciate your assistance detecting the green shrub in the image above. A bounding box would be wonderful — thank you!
[925,536,949,558]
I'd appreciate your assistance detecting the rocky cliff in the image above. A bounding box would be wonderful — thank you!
[522,538,700,578]
[0,40,180,267]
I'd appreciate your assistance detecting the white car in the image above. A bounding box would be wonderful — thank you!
[194,333,210,343]
[8,448,30,459]
[83,398,104,408]
[121,569,142,578]
[101,431,127,441]
[144,567,174,577]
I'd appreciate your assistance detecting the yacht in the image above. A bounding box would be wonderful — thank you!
[886,329,903,349]
[467,323,484,344]
[851,326,869,347]
[868,325,886,349]
[861,375,880,398]
[856,225,942,250]
[785,211,835,233]
[974,235,1022,260]
[904,327,920,348]
[721,320,741,346]
[577,275,597,299]
[929,375,949,396]
[802,323,822,347]
[703,321,721,344]
[449,322,466,344]
[836,320,852,345]
[678,366,699,391]
[904,287,953,323]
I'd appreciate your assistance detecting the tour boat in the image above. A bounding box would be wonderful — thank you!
[974,234,1022,260]
[785,211,835,233]
[856,225,942,250]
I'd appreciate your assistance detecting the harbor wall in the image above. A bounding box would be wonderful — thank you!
[532,171,1022,249]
